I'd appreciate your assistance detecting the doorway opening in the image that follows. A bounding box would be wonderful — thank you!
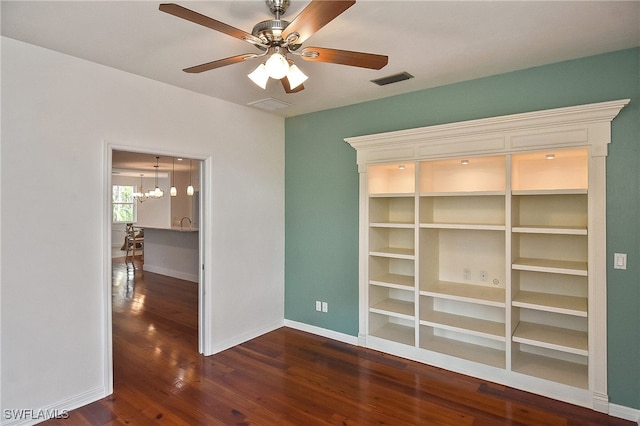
[106,144,209,395]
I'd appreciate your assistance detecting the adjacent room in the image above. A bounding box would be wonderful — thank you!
[2,1,639,424]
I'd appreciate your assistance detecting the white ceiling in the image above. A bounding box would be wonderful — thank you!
[112,150,199,173]
[2,1,639,118]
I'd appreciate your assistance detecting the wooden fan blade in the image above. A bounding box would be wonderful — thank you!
[283,1,355,45]
[184,54,256,73]
[300,47,388,70]
[281,77,305,93]
[159,3,255,42]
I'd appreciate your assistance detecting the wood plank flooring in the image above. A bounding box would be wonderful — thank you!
[43,257,632,425]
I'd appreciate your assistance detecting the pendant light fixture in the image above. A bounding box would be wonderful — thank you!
[170,157,177,197]
[187,159,194,196]
[147,156,164,199]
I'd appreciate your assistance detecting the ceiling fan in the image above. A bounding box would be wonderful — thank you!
[159,1,389,93]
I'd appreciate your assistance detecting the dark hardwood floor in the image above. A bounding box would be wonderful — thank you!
[44,257,632,425]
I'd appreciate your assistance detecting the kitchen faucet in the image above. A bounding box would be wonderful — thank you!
[180,217,192,229]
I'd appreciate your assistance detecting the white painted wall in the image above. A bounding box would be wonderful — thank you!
[1,37,285,418]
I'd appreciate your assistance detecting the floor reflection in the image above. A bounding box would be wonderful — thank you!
[111,255,200,399]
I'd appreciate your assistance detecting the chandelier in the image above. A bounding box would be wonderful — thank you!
[133,156,164,202]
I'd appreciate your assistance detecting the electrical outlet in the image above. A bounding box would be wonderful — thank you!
[463,268,471,280]
[322,302,328,313]
[315,301,322,311]
[480,271,488,282]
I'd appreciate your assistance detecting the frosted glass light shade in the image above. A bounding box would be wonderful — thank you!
[187,185,194,196]
[287,64,308,89]
[248,64,269,89]
[170,186,177,197]
[265,53,288,79]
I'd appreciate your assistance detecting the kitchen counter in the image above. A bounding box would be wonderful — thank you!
[141,227,199,282]
[141,225,199,232]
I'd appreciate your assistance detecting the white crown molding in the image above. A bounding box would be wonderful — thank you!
[345,99,630,169]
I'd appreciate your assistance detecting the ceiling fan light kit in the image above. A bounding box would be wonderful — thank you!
[247,49,309,90]
[286,64,308,89]
[264,50,289,79]
[159,0,388,93]
[248,64,270,89]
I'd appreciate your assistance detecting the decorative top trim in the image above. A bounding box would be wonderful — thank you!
[344,99,630,165]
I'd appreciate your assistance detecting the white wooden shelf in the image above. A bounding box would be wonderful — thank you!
[370,323,415,346]
[512,258,587,276]
[512,291,587,317]
[419,333,505,369]
[512,351,588,389]
[512,189,588,196]
[370,299,415,320]
[370,247,415,259]
[421,223,506,231]
[370,193,416,198]
[421,281,505,307]
[420,309,505,342]
[370,274,414,290]
[370,222,415,228]
[420,191,505,197]
[512,321,588,356]
[512,226,587,235]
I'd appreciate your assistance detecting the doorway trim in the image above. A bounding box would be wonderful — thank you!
[103,140,213,394]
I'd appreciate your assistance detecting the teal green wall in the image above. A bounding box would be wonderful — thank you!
[285,48,640,409]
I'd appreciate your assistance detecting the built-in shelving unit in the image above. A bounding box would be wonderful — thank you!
[416,155,508,368]
[367,163,417,347]
[346,99,629,412]
[509,149,591,388]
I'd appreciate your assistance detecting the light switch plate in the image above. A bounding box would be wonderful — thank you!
[614,253,627,270]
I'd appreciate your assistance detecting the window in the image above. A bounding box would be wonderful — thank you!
[112,185,136,223]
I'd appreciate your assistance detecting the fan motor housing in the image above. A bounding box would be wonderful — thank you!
[252,20,290,44]
[266,0,290,15]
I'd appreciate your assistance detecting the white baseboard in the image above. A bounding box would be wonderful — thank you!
[143,264,198,283]
[2,386,107,426]
[283,320,359,346]
[609,403,640,424]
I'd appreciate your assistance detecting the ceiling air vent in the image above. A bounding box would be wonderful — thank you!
[371,72,414,86]
[248,98,292,111]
